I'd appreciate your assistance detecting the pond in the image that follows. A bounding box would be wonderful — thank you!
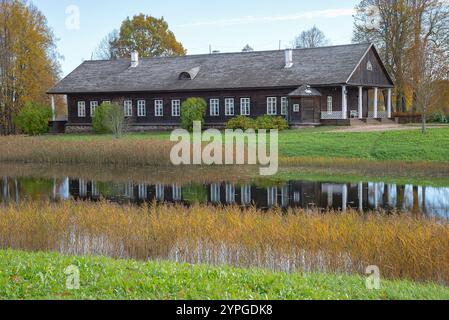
[1,175,448,218]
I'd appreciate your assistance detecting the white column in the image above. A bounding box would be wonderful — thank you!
[358,86,363,119]
[51,95,56,121]
[341,85,348,119]
[387,88,392,118]
[342,184,348,212]
[373,87,378,119]
[358,183,364,212]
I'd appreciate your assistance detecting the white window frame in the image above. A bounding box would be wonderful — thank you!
[137,100,146,117]
[367,61,373,71]
[281,97,288,115]
[77,101,86,118]
[90,101,98,117]
[240,98,251,116]
[155,100,164,117]
[327,96,333,114]
[293,104,300,113]
[102,100,111,105]
[267,97,277,115]
[210,99,220,116]
[225,98,235,116]
[171,100,181,117]
[124,100,133,117]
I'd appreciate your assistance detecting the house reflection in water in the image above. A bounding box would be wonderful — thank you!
[1,176,449,218]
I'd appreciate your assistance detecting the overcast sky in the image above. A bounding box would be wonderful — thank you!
[33,0,360,76]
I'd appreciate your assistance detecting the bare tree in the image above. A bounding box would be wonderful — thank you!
[242,44,254,52]
[93,30,119,60]
[293,26,330,48]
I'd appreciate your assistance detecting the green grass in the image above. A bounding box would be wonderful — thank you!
[43,127,449,162]
[0,250,448,300]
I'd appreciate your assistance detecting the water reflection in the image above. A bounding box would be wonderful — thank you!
[1,176,449,218]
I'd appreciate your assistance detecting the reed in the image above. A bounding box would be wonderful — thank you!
[0,201,447,285]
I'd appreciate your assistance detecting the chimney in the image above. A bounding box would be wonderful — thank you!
[130,51,139,68]
[285,49,293,68]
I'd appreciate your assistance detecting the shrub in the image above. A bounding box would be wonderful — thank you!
[226,116,255,130]
[428,112,448,124]
[14,103,52,136]
[181,98,207,131]
[103,103,127,139]
[92,102,112,134]
[255,115,289,131]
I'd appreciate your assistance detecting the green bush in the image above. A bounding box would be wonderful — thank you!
[181,98,207,131]
[14,103,52,136]
[226,116,256,130]
[428,112,448,124]
[92,102,112,134]
[255,115,289,131]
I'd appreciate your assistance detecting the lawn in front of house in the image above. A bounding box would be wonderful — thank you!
[39,127,449,163]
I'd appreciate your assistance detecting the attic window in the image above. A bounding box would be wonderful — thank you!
[367,61,373,71]
[179,66,200,80]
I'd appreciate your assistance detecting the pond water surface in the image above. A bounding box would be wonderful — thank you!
[1,175,448,218]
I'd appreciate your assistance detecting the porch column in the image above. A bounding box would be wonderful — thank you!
[342,184,348,212]
[358,182,364,212]
[373,87,378,119]
[341,85,348,119]
[387,88,392,118]
[358,86,363,119]
[51,95,56,121]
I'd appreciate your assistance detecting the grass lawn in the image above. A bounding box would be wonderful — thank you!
[1,250,448,300]
[41,127,449,163]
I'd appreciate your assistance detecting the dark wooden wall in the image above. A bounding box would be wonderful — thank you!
[348,47,393,87]
[67,87,297,126]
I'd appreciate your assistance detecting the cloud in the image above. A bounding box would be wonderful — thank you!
[177,8,356,28]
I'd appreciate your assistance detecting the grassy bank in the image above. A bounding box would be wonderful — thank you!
[1,249,448,300]
[1,128,449,165]
[1,201,448,285]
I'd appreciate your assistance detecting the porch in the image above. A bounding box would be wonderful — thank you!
[320,85,393,122]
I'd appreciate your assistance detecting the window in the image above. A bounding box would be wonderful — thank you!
[240,98,251,116]
[137,100,146,117]
[124,100,133,117]
[155,100,164,117]
[327,96,333,114]
[293,104,300,113]
[241,185,252,205]
[172,100,181,117]
[211,184,221,203]
[225,184,235,204]
[77,101,86,117]
[281,97,288,115]
[210,99,220,116]
[90,101,98,117]
[102,100,111,105]
[225,98,235,116]
[267,97,277,115]
[367,61,373,71]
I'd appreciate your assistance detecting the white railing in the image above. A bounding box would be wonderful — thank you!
[368,111,388,119]
[321,111,344,120]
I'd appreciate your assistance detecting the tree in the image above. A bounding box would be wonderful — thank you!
[353,0,449,115]
[108,14,186,58]
[0,0,60,135]
[293,26,330,48]
[103,103,127,139]
[180,98,207,132]
[242,44,254,52]
[92,102,112,133]
[93,30,119,60]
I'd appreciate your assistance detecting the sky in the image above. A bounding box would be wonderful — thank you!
[33,0,361,76]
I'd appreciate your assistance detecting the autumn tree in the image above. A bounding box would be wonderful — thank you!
[0,0,60,134]
[293,26,330,48]
[353,0,449,116]
[104,14,186,59]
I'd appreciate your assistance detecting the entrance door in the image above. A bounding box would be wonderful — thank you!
[301,98,315,122]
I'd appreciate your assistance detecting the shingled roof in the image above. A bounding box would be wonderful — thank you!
[48,43,373,94]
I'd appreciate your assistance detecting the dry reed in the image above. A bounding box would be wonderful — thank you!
[0,201,447,285]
